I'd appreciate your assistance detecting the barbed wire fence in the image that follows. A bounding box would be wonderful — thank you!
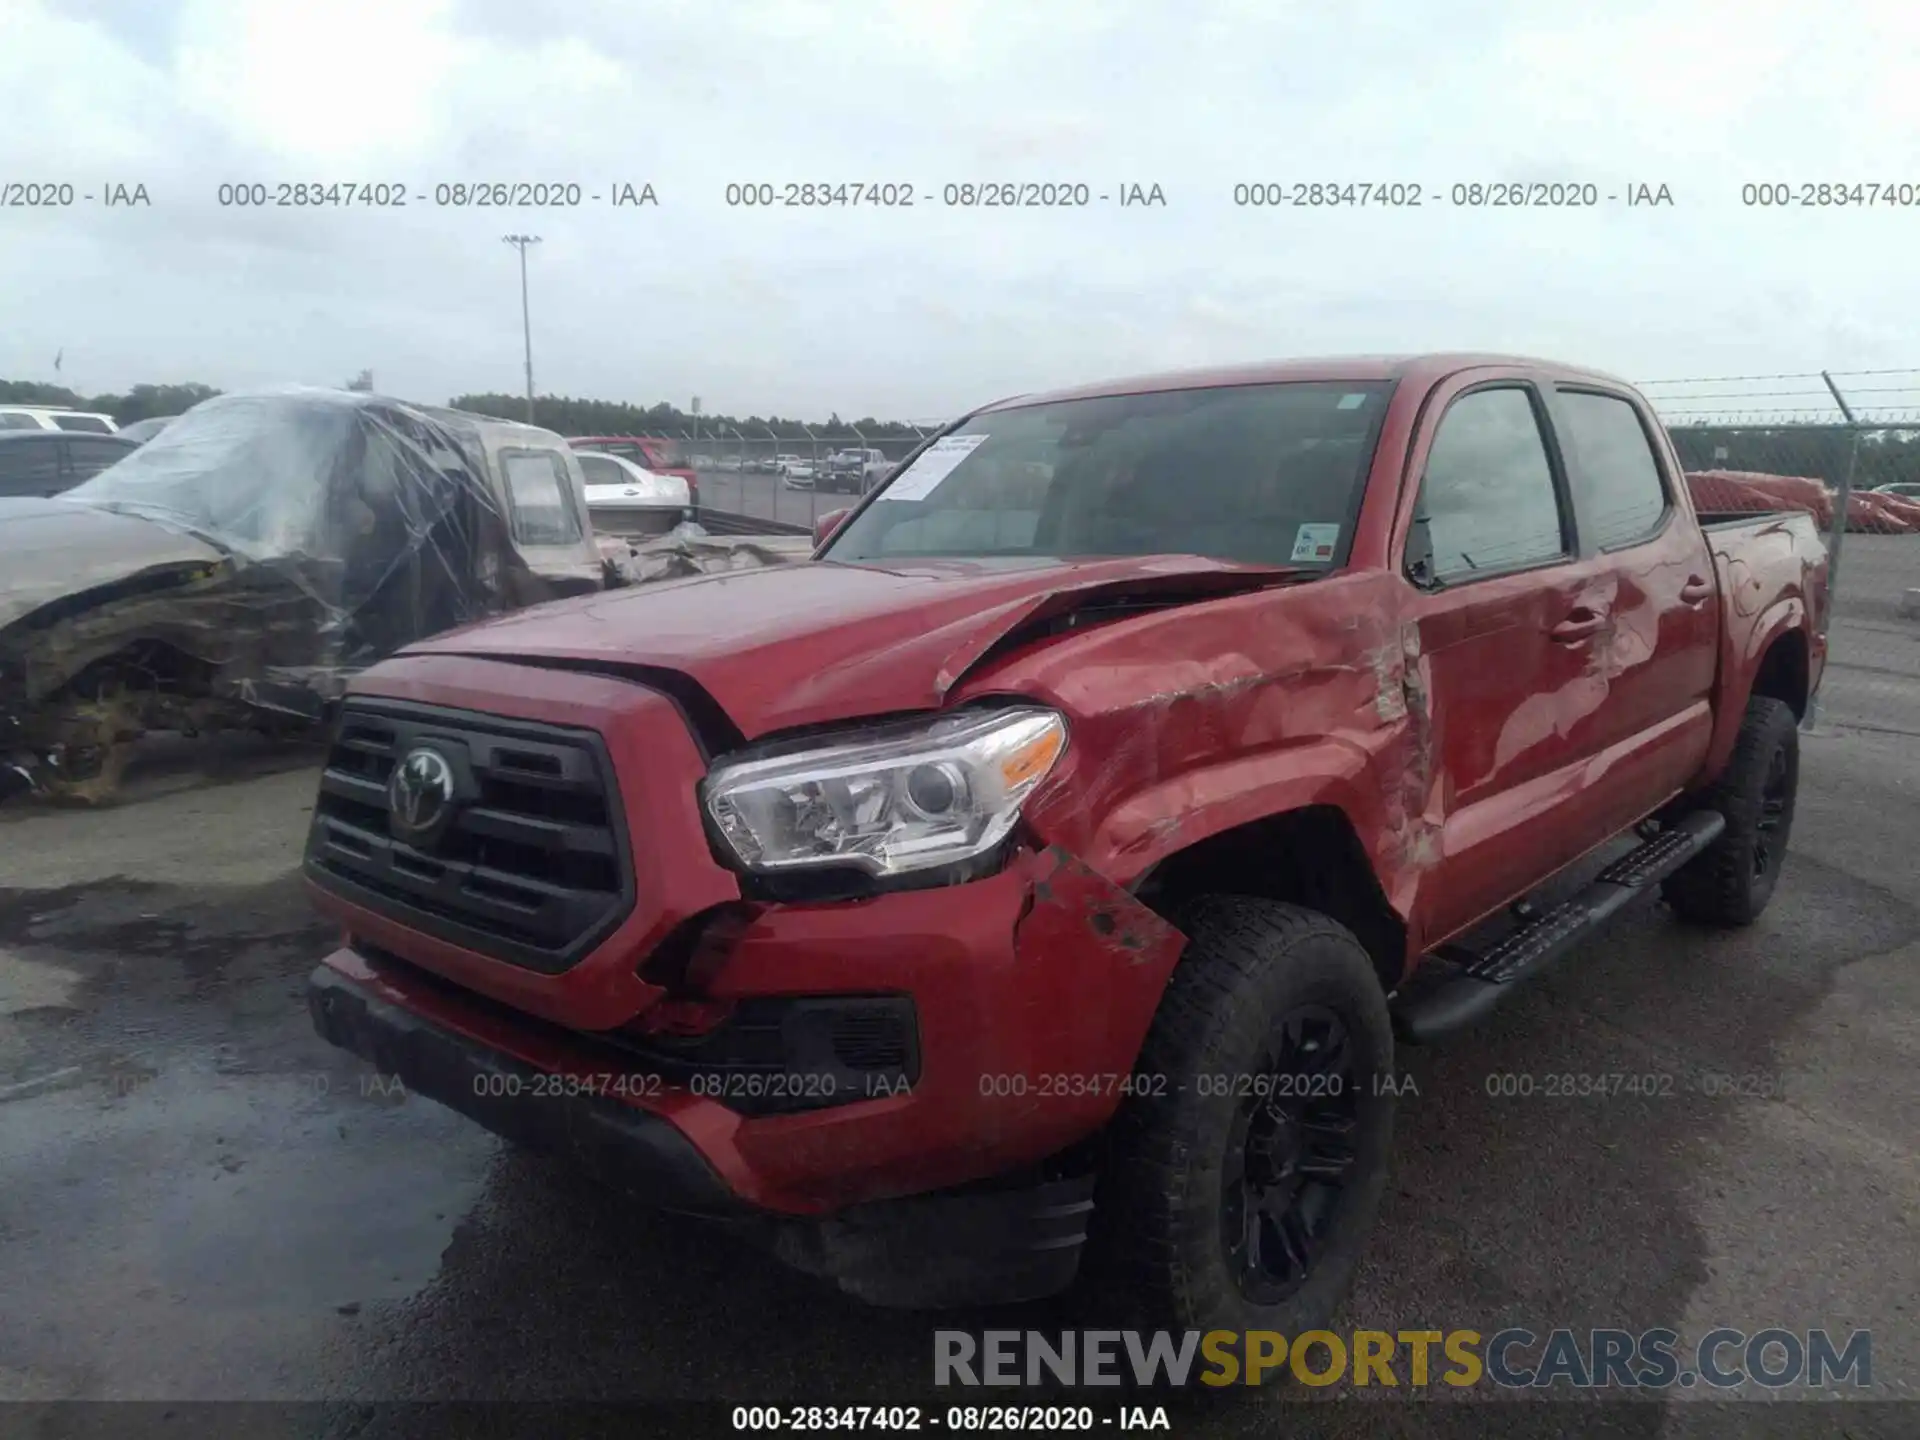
[1636,368,1920,737]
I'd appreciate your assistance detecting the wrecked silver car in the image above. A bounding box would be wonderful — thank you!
[0,388,608,803]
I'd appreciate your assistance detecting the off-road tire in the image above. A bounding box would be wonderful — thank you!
[1092,898,1395,1368]
[1661,695,1799,927]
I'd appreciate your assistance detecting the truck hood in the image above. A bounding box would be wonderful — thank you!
[404,554,1297,739]
[0,497,228,634]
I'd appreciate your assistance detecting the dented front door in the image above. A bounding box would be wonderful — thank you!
[1394,375,1617,945]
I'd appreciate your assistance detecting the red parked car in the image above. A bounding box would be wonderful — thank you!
[306,354,1827,1349]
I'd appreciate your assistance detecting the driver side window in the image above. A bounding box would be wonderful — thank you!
[1409,386,1567,584]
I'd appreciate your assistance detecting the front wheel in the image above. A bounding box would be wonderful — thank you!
[1093,898,1395,1357]
[30,690,140,806]
[33,741,130,806]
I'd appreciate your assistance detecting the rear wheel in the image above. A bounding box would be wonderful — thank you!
[1662,695,1799,926]
[1094,898,1395,1366]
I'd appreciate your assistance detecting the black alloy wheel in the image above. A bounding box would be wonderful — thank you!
[1753,745,1791,878]
[1220,1004,1364,1303]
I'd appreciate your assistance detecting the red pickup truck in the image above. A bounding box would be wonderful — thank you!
[305,354,1827,1343]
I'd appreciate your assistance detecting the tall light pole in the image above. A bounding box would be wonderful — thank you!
[502,234,542,422]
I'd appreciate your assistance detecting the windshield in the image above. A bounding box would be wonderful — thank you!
[825,380,1394,567]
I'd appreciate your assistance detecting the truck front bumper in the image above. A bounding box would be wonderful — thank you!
[307,844,1186,1217]
[307,844,1183,1305]
[307,953,1105,1305]
[308,960,743,1215]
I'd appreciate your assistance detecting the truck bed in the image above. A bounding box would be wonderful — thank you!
[1696,510,1813,531]
[1700,508,1829,715]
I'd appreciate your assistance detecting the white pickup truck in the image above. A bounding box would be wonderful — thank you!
[821,447,894,493]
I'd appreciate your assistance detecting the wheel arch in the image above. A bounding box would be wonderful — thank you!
[1703,605,1814,783]
[1132,803,1410,994]
[1750,626,1811,720]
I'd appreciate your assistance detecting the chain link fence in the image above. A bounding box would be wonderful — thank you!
[662,430,943,533]
[1640,370,1920,738]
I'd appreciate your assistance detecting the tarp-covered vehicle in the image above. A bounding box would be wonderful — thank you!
[0,388,610,803]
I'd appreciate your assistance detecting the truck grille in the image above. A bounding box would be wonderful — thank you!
[304,699,633,973]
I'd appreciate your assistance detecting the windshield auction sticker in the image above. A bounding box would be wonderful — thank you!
[1290,522,1341,561]
[884,433,989,500]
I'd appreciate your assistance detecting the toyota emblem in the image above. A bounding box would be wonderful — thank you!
[388,746,457,843]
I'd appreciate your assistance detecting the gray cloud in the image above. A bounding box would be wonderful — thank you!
[2,0,1916,417]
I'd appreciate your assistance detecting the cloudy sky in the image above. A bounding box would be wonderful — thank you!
[2,0,1917,421]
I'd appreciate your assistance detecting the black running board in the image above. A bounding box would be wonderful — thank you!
[1390,810,1726,1045]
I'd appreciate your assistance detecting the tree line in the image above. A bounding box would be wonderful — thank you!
[0,378,935,440]
[447,393,933,442]
[0,380,223,423]
[8,378,1913,485]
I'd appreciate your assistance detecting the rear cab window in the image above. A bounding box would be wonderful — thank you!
[65,436,134,477]
[500,448,584,545]
[573,440,661,471]
[577,453,626,486]
[1552,389,1671,549]
[0,436,65,495]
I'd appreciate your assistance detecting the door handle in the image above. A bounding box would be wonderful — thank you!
[1550,607,1608,643]
[1679,575,1714,605]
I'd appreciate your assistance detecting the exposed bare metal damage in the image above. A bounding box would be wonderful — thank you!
[1016,845,1187,969]
[0,389,636,804]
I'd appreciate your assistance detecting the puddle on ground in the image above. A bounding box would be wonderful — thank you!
[0,1056,496,1391]
[0,945,81,1018]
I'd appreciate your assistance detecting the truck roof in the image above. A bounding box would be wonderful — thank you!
[977,352,1638,413]
[413,405,572,450]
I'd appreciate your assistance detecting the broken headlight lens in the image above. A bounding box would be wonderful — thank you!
[702,707,1068,876]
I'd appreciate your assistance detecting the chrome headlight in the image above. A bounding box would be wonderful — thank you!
[703,707,1068,877]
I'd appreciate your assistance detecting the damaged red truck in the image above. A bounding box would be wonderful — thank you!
[304,355,1827,1339]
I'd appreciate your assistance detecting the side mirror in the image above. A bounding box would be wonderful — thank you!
[1404,503,1439,590]
[813,508,851,548]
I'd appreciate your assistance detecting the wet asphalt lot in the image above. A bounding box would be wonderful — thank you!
[2,545,1918,1437]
